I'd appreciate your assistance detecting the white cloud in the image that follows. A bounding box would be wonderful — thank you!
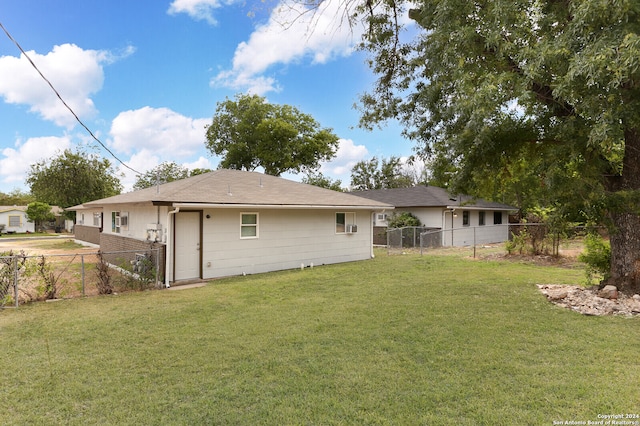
[184,156,215,171]
[0,44,128,129]
[116,150,161,192]
[319,138,368,183]
[109,106,209,158]
[0,136,72,187]
[213,0,363,94]
[117,153,217,193]
[167,0,236,25]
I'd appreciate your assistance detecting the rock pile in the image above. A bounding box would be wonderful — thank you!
[538,284,640,316]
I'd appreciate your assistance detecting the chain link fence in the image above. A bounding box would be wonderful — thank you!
[0,248,162,308]
[386,224,590,257]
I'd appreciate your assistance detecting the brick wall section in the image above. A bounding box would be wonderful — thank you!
[74,225,101,245]
[99,233,166,281]
[373,226,387,245]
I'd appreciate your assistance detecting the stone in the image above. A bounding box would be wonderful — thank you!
[537,284,640,316]
[598,285,619,300]
[548,289,568,301]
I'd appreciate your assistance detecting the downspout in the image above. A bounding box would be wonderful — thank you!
[372,209,386,258]
[165,206,180,288]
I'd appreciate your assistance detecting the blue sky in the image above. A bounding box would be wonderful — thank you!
[0,0,416,193]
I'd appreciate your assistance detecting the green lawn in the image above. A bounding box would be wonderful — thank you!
[1,250,638,425]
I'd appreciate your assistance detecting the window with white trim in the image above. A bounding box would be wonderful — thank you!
[111,211,129,233]
[8,215,21,227]
[93,213,101,227]
[336,212,356,233]
[240,213,258,238]
[462,210,470,226]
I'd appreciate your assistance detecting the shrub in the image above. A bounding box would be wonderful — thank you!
[95,251,114,295]
[387,212,421,228]
[578,234,611,285]
[114,254,157,292]
[505,228,529,255]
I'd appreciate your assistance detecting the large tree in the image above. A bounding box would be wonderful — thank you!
[345,0,640,292]
[27,149,122,213]
[350,156,414,190]
[205,94,340,176]
[302,172,344,191]
[0,189,34,206]
[133,162,189,190]
[133,162,214,190]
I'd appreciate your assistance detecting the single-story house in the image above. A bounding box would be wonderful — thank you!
[0,205,68,234]
[0,206,35,234]
[351,186,517,246]
[70,169,393,287]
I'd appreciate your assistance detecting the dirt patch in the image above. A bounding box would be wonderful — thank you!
[0,237,96,256]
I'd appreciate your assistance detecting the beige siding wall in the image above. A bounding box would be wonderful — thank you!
[396,208,444,228]
[102,205,168,243]
[200,208,373,279]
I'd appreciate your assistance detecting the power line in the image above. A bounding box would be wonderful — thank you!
[0,20,142,176]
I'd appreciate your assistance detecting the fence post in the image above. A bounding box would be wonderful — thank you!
[473,227,476,258]
[13,256,18,308]
[154,248,160,288]
[81,255,85,296]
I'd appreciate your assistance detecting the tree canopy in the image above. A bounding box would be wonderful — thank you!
[301,172,344,192]
[133,162,214,190]
[350,156,415,190]
[25,202,56,232]
[134,162,188,190]
[205,94,340,176]
[347,0,640,291]
[0,189,34,206]
[26,149,122,213]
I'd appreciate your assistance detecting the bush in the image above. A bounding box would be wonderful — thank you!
[387,212,421,228]
[578,234,611,285]
[505,228,529,255]
[115,254,157,292]
[95,251,114,295]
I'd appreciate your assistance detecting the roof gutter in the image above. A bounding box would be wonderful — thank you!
[171,203,394,211]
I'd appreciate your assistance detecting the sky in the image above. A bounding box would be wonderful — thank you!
[0,0,417,194]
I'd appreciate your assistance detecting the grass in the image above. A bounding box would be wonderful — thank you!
[1,249,638,425]
[0,238,83,251]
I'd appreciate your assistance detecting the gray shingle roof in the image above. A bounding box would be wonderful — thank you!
[351,186,517,210]
[80,169,393,209]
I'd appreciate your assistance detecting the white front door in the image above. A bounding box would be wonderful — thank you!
[174,211,201,281]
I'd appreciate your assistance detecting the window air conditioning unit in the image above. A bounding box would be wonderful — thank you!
[346,224,358,233]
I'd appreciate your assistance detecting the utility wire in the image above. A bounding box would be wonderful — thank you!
[0,20,142,176]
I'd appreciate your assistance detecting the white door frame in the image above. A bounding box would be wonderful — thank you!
[173,211,202,281]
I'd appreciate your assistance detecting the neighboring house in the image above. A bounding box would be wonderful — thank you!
[0,205,68,234]
[69,169,393,287]
[352,186,517,246]
[0,206,35,233]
